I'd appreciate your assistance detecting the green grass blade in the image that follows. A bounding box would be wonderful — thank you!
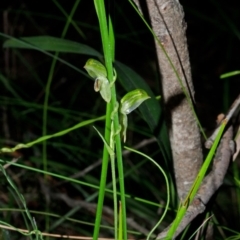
[3,36,102,57]
[220,70,240,79]
[1,115,105,153]
[93,126,118,239]
[0,157,171,212]
[52,0,86,39]
[118,201,123,240]
[0,73,22,99]
[124,146,170,239]
[1,33,91,76]
[166,120,227,239]
[0,165,42,238]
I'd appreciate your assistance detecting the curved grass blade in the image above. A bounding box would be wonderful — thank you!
[1,115,105,153]
[166,120,227,239]
[124,146,170,240]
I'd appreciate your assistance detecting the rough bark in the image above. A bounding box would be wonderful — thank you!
[145,0,203,200]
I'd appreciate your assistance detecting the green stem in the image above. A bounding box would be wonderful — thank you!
[42,1,81,236]
[93,104,111,240]
[93,1,127,239]
[115,126,127,240]
[110,150,118,239]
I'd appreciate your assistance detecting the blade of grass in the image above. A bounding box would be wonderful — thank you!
[0,115,105,153]
[0,74,22,99]
[166,119,227,239]
[52,0,86,39]
[3,36,101,57]
[124,146,170,240]
[118,201,123,240]
[220,70,240,79]
[42,0,82,179]
[0,165,43,239]
[1,33,100,76]
[0,158,169,209]
[93,126,118,239]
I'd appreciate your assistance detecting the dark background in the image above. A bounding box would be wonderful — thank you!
[1,0,239,126]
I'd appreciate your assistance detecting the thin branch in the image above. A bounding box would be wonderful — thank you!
[205,94,240,149]
[51,192,150,235]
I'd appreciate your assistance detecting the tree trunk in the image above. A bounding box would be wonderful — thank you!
[138,0,237,238]
[145,0,203,200]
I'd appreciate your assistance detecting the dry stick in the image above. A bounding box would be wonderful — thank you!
[50,192,150,235]
[0,223,134,240]
[157,125,234,239]
[205,94,240,149]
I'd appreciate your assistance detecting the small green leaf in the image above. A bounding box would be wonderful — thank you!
[120,89,150,115]
[115,61,172,162]
[120,89,150,142]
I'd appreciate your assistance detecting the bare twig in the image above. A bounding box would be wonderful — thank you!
[3,158,19,169]
[0,223,135,240]
[51,192,149,235]
[205,94,240,149]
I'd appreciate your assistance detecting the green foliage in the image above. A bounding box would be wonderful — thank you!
[120,89,150,142]
[3,36,101,57]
